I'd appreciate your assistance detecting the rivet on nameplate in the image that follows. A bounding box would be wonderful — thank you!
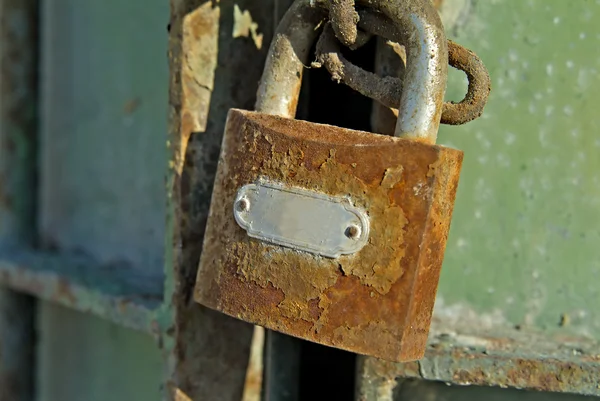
[232,178,370,258]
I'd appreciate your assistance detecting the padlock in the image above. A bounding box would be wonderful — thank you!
[194,0,463,362]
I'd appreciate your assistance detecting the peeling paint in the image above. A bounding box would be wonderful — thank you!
[381,166,404,189]
[181,2,220,142]
[233,4,263,50]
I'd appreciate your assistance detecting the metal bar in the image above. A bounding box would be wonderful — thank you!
[0,0,39,399]
[0,248,162,333]
[242,326,266,401]
[360,1,600,398]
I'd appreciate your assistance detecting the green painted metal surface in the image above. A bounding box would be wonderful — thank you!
[35,0,168,400]
[37,303,162,401]
[437,0,600,338]
[39,0,168,275]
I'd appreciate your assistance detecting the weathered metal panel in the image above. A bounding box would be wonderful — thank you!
[37,303,163,401]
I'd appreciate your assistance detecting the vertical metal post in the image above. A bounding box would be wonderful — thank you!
[0,0,39,400]
[165,1,291,399]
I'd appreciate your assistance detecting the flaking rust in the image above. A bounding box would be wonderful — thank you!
[195,109,463,362]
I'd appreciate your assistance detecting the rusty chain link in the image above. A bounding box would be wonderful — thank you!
[317,1,491,126]
[327,0,374,50]
[442,39,492,125]
[315,23,401,108]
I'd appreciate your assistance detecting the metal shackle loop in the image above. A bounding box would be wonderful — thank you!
[255,0,448,144]
[255,1,326,119]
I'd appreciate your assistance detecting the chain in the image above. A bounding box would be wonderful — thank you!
[315,0,491,126]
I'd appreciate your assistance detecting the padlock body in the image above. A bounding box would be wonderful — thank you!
[194,109,463,362]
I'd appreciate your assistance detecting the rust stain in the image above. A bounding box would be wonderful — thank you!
[195,109,463,361]
[232,240,338,322]
[505,360,587,393]
[234,144,409,296]
[240,124,409,297]
[452,359,595,393]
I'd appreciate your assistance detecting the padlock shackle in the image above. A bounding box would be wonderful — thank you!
[255,0,448,144]
[255,1,326,119]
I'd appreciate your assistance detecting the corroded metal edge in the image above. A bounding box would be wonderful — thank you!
[0,248,162,333]
[357,323,600,398]
[397,147,463,361]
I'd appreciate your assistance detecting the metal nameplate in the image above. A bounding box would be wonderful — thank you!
[233,179,369,258]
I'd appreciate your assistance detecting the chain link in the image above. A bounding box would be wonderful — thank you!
[317,1,491,126]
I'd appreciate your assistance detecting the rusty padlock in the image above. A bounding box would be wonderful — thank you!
[194,0,463,362]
